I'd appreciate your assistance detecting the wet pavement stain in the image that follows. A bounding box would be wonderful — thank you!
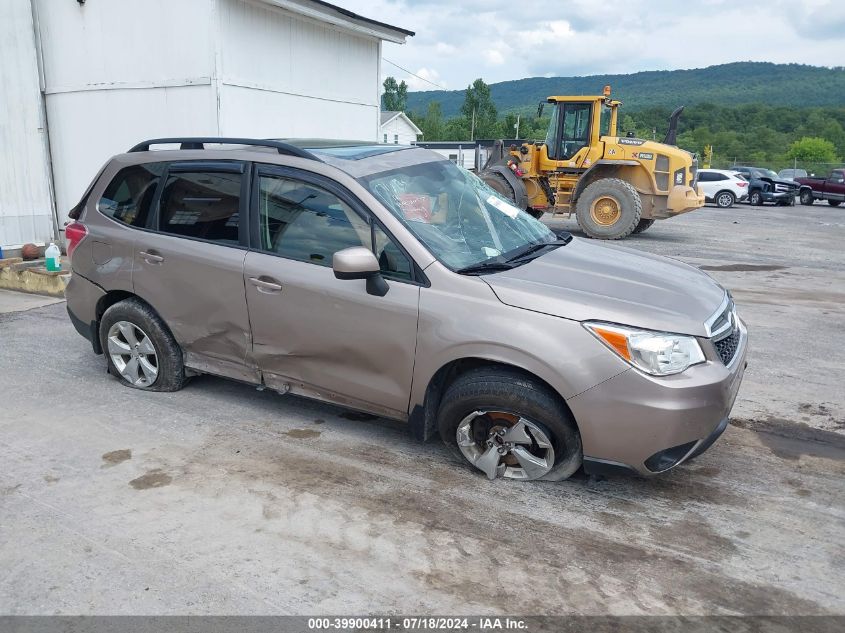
[43,474,60,484]
[285,429,321,439]
[129,469,172,490]
[731,416,845,462]
[699,263,787,272]
[102,449,132,467]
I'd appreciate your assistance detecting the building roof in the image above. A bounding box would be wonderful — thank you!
[380,111,423,135]
[260,0,414,44]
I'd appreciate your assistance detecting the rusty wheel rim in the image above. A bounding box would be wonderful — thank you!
[590,195,622,226]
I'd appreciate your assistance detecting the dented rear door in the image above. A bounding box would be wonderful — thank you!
[132,160,258,383]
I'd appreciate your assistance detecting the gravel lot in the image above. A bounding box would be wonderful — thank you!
[1,201,843,616]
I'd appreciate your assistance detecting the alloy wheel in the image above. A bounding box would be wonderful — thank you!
[456,410,555,480]
[717,192,734,208]
[107,321,159,387]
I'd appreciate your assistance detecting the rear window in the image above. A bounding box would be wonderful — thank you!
[159,171,242,244]
[98,163,165,227]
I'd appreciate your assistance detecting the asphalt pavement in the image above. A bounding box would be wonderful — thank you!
[1,201,843,615]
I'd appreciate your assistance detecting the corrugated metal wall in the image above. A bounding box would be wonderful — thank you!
[217,0,380,138]
[2,0,387,238]
[0,0,54,248]
[34,0,217,226]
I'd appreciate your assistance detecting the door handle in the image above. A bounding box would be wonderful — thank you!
[139,250,164,264]
[248,276,282,293]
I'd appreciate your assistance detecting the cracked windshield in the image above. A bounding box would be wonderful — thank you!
[362,160,555,270]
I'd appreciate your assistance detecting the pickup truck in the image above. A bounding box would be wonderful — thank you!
[731,166,799,206]
[797,169,845,207]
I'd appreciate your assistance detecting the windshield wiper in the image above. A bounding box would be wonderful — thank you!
[455,261,517,275]
[505,235,572,264]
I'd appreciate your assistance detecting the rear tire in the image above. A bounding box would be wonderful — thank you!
[437,367,582,481]
[829,200,841,207]
[479,171,531,215]
[100,298,185,392]
[799,189,814,206]
[631,219,655,234]
[575,178,642,240]
[714,190,735,208]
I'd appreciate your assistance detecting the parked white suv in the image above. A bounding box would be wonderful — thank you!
[696,169,749,208]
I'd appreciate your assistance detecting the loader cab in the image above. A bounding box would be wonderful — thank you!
[540,90,619,164]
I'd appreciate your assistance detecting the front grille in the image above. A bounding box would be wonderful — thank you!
[714,328,741,365]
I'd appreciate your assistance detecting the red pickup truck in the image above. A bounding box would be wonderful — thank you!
[797,169,845,206]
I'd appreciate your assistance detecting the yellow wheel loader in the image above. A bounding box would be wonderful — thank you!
[480,86,704,239]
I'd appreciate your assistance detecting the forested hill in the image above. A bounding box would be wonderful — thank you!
[405,62,845,116]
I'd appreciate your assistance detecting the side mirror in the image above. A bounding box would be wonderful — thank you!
[332,247,388,296]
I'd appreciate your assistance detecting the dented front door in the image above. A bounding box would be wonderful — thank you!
[243,166,419,418]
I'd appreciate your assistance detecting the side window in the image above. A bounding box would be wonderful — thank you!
[383,134,388,143]
[394,134,399,144]
[715,173,728,181]
[373,223,413,281]
[698,172,713,182]
[159,171,242,244]
[98,163,165,227]
[257,174,370,267]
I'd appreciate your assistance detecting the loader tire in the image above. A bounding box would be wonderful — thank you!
[575,178,642,240]
[480,171,538,217]
[632,219,655,234]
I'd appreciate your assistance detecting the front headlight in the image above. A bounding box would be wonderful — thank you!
[584,322,706,376]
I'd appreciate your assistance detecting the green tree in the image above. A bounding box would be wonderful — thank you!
[421,101,444,141]
[461,78,498,139]
[382,76,408,112]
[443,117,471,141]
[786,137,838,162]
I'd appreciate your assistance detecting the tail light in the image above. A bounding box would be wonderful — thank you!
[736,182,748,188]
[65,221,88,258]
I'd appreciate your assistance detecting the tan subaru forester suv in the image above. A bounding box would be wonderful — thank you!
[65,137,747,481]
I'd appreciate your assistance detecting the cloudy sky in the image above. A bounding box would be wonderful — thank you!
[337,0,845,91]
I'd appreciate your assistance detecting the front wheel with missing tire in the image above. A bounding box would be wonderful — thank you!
[437,367,582,481]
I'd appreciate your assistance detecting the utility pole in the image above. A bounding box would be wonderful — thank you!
[470,108,476,142]
[514,115,520,139]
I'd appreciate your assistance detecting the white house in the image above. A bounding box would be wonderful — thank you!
[380,111,422,145]
[0,0,413,251]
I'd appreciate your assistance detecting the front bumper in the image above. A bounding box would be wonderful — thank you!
[764,190,796,202]
[570,321,748,476]
[663,184,706,216]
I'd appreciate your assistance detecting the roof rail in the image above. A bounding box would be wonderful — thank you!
[127,137,321,161]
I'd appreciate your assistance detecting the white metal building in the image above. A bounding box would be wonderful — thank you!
[379,111,422,145]
[0,0,412,250]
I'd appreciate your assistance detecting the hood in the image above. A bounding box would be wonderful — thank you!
[482,239,726,337]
